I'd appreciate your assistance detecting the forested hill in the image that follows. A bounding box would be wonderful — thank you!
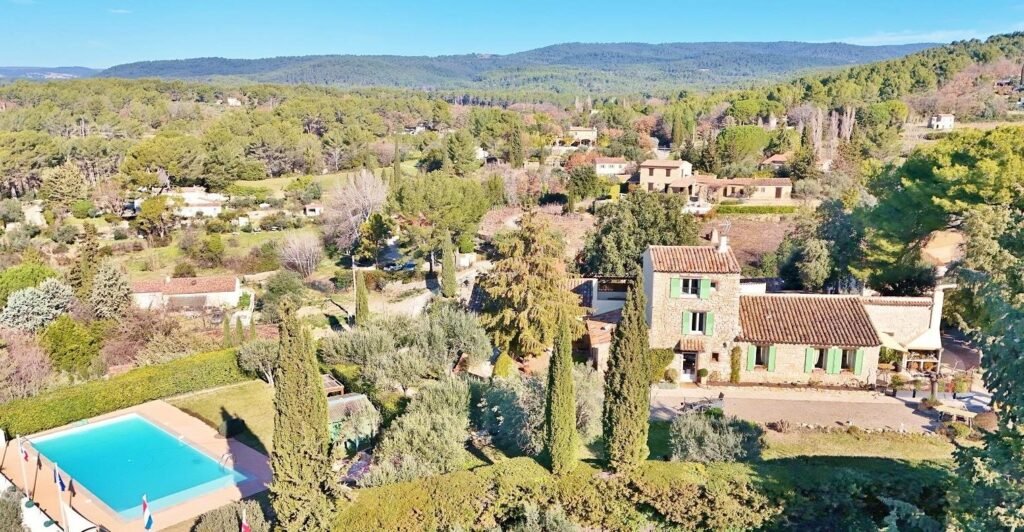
[98,41,934,93]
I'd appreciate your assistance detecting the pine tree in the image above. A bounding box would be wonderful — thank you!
[545,311,577,474]
[355,271,369,326]
[441,230,457,299]
[222,317,234,348]
[509,125,525,168]
[270,301,334,531]
[601,273,651,473]
[89,262,131,321]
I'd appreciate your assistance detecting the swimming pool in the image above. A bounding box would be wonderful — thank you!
[32,414,246,519]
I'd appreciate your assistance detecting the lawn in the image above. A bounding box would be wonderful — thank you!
[233,166,402,198]
[170,380,275,454]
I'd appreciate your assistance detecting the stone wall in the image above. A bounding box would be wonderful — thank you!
[721,342,881,386]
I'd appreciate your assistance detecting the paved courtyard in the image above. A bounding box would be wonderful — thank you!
[650,385,990,433]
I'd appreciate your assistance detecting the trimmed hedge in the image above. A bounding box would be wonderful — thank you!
[714,204,798,215]
[0,349,247,435]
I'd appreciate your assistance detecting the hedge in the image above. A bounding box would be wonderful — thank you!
[714,204,798,215]
[334,456,952,531]
[0,349,247,435]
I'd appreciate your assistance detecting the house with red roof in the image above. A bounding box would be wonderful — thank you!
[131,275,242,311]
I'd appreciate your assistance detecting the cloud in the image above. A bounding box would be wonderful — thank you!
[108,8,131,14]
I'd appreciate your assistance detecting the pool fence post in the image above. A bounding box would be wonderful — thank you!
[15,436,29,501]
[54,463,68,532]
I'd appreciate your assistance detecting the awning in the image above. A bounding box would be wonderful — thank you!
[876,331,907,352]
[676,337,706,353]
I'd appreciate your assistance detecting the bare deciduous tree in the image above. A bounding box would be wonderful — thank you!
[323,169,388,252]
[281,234,324,279]
[0,327,52,402]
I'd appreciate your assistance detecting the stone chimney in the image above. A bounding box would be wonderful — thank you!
[717,236,729,253]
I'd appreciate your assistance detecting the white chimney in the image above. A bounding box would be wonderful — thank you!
[717,236,729,253]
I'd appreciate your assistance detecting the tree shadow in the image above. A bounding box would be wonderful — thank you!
[217,407,267,455]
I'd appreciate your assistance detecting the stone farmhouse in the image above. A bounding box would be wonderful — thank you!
[668,175,793,203]
[594,156,629,176]
[166,186,228,218]
[131,275,242,311]
[585,242,946,387]
[637,159,694,191]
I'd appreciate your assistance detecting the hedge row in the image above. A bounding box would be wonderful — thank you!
[0,349,247,435]
[714,204,799,215]
[334,456,952,531]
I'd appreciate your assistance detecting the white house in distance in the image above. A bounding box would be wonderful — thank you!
[594,157,628,176]
[167,187,228,218]
[131,275,242,311]
[928,114,955,130]
[303,202,324,217]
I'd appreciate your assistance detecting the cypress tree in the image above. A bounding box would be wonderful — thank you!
[355,271,369,326]
[545,311,577,474]
[235,317,245,345]
[509,125,525,168]
[601,273,651,473]
[249,319,259,342]
[222,316,234,348]
[441,231,457,299]
[67,222,99,299]
[270,301,334,531]
[391,138,403,190]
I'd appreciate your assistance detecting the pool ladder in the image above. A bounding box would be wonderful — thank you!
[219,452,233,471]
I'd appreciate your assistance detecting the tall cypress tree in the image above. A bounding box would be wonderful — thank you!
[601,273,651,473]
[441,230,457,299]
[235,317,245,345]
[222,316,234,348]
[270,301,334,531]
[355,271,369,326]
[509,125,525,168]
[67,222,99,299]
[391,137,403,190]
[545,311,577,474]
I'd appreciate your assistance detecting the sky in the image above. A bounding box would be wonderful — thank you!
[2,0,1024,68]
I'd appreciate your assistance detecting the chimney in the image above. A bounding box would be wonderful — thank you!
[717,236,729,253]
[931,284,957,332]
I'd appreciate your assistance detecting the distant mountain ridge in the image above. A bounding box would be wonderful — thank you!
[0,66,99,80]
[97,41,936,92]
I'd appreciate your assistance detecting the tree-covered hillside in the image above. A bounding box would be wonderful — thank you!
[97,41,934,93]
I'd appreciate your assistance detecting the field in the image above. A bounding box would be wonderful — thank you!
[701,216,796,269]
[170,380,275,454]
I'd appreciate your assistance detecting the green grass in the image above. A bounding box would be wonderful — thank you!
[648,420,672,460]
[715,204,798,215]
[762,430,956,461]
[235,168,389,197]
[171,380,275,454]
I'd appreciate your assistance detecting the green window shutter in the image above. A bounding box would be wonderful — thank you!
[746,345,756,371]
[827,347,840,374]
[670,278,682,298]
[681,310,691,334]
[854,348,865,375]
[767,345,777,372]
[705,312,715,336]
[804,347,815,373]
[699,278,711,300]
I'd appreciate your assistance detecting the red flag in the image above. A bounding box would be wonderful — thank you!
[240,508,251,532]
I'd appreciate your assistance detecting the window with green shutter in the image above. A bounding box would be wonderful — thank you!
[681,310,691,334]
[698,278,711,299]
[705,312,715,336]
[746,345,756,371]
[767,345,777,371]
[826,347,841,374]
[804,347,815,373]
[670,278,682,298]
[854,348,865,375]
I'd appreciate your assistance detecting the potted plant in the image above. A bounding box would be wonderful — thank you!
[697,368,709,386]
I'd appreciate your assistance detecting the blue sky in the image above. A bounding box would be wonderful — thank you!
[2,0,1024,67]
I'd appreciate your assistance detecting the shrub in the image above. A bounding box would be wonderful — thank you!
[71,199,95,219]
[493,352,516,378]
[193,500,270,532]
[172,261,197,278]
[0,328,52,402]
[664,368,679,382]
[0,278,74,332]
[259,271,304,322]
[0,487,23,531]
[697,368,709,381]
[767,419,792,433]
[729,346,742,384]
[944,421,972,440]
[50,223,79,244]
[112,227,128,240]
[0,262,57,307]
[0,348,246,435]
[668,412,763,463]
[39,315,104,376]
[649,349,674,383]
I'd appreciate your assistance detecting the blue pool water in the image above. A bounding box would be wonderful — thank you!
[32,414,246,518]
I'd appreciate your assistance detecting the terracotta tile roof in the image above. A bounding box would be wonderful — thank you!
[594,157,627,165]
[695,176,793,187]
[130,280,165,293]
[860,297,932,308]
[677,337,706,352]
[738,295,881,347]
[648,246,741,274]
[561,278,595,310]
[585,309,622,346]
[639,159,686,169]
[131,275,238,295]
[760,152,792,165]
[326,393,375,423]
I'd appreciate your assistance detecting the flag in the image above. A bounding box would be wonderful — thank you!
[240,507,251,532]
[17,439,28,462]
[53,464,66,492]
[142,495,154,530]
